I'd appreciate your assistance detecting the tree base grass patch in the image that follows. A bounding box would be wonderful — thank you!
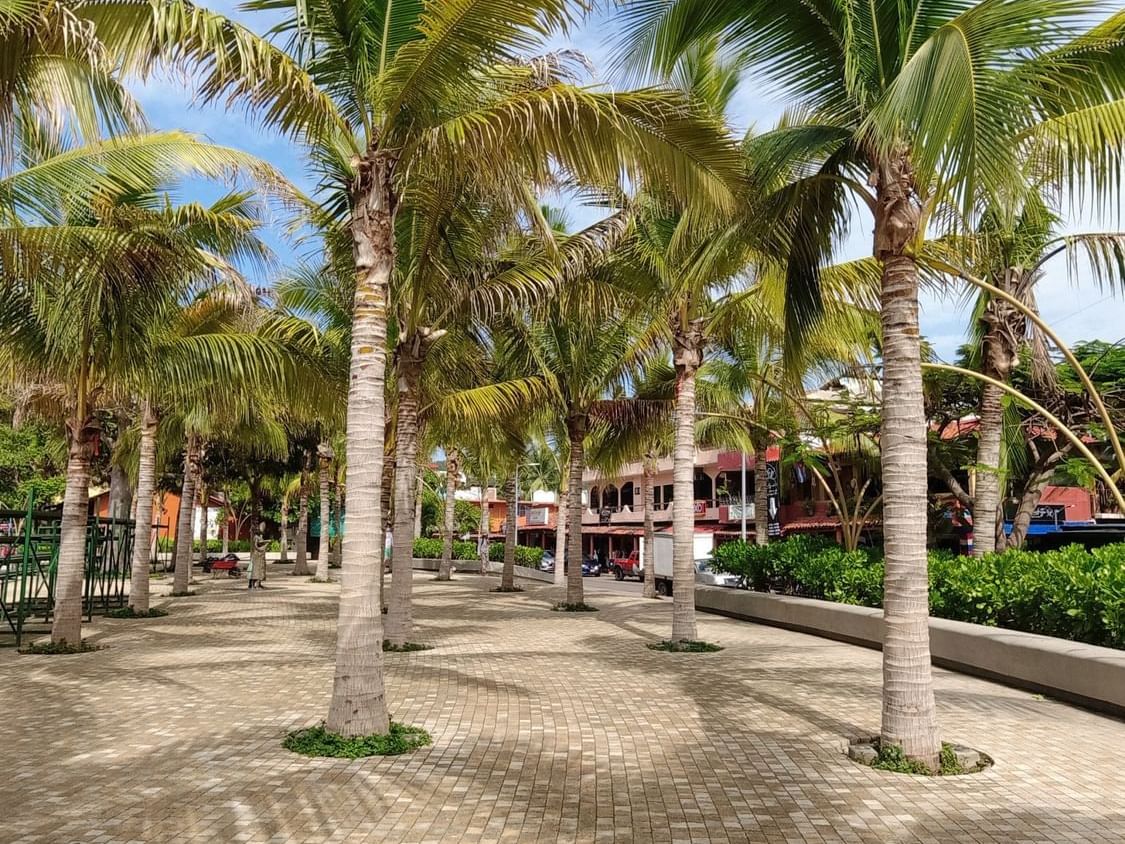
[19,639,104,655]
[647,639,723,652]
[170,590,197,597]
[106,606,169,619]
[308,577,333,583]
[382,641,434,652]
[490,585,524,593]
[284,723,432,758]
[847,736,992,775]
[551,602,598,612]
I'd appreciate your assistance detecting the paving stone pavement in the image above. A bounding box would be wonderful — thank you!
[3,571,1125,844]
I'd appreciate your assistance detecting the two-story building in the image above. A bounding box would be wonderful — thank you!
[579,445,858,563]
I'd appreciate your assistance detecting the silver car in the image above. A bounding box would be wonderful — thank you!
[695,558,739,588]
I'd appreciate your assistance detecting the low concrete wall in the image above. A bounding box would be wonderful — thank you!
[696,586,1125,718]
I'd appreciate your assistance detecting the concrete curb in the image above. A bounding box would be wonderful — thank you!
[695,586,1125,718]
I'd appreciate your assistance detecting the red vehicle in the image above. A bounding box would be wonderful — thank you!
[609,550,643,581]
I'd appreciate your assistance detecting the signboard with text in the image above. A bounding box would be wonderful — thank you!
[765,460,782,537]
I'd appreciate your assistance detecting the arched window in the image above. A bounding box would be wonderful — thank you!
[603,484,619,511]
[589,486,600,510]
[620,482,635,508]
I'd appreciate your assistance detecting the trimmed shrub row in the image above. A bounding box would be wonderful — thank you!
[412,538,544,568]
[710,536,1125,650]
[157,538,283,554]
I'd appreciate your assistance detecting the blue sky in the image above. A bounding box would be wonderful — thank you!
[134,2,1125,362]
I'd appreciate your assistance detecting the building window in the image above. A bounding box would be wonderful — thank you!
[603,484,619,511]
[590,486,600,510]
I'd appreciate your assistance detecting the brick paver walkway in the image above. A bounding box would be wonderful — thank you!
[4,572,1125,843]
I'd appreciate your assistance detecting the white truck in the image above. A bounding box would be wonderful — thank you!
[639,532,717,596]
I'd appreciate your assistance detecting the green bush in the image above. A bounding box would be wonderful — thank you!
[413,538,443,559]
[283,723,431,758]
[190,539,252,553]
[412,538,541,566]
[710,537,1125,650]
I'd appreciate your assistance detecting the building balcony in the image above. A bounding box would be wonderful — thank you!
[581,500,727,526]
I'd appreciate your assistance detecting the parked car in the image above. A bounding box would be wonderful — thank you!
[610,550,643,581]
[694,558,740,588]
[556,558,601,576]
[539,551,555,572]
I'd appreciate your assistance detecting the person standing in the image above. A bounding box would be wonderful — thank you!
[249,521,268,588]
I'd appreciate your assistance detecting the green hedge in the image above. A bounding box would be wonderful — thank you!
[192,539,252,553]
[412,538,543,567]
[710,537,1125,650]
[156,538,281,554]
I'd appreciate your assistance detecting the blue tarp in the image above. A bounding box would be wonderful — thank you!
[1002,521,1093,536]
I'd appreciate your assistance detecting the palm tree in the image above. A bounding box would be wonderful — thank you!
[436,447,460,581]
[523,274,654,607]
[621,0,1125,767]
[315,442,335,580]
[699,287,879,546]
[934,196,1125,554]
[0,134,279,642]
[585,364,673,600]
[291,446,313,576]
[89,0,740,737]
[130,288,303,612]
[0,0,142,163]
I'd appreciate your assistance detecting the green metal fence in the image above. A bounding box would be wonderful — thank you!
[0,495,136,646]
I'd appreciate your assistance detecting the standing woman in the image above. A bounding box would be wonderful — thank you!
[249,521,268,589]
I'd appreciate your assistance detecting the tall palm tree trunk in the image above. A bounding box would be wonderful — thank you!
[172,433,201,595]
[50,421,96,644]
[972,380,1005,556]
[249,475,262,580]
[565,415,586,606]
[293,462,311,575]
[642,455,657,599]
[554,476,567,588]
[501,477,517,589]
[873,151,940,770]
[128,402,158,614]
[478,490,490,576]
[387,360,423,646]
[279,495,290,562]
[316,443,333,580]
[438,448,459,581]
[325,149,393,737]
[221,503,230,555]
[108,463,132,520]
[196,479,208,568]
[671,323,703,641]
[414,475,423,538]
[1007,443,1066,549]
[107,409,133,520]
[754,446,769,546]
[333,475,343,566]
[974,296,1022,556]
[380,454,394,606]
